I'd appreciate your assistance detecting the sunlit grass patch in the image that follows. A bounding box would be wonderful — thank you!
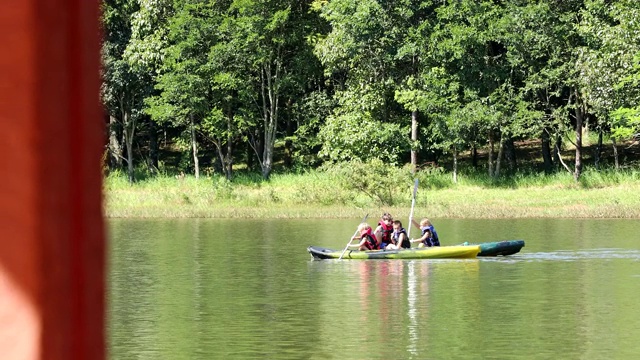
[105,166,640,219]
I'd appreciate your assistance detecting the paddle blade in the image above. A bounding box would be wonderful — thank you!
[412,178,419,198]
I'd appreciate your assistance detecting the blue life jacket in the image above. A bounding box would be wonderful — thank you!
[421,225,441,247]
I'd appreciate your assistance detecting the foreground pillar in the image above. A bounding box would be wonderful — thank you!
[0,0,104,359]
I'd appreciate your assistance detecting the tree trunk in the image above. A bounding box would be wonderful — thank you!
[574,104,584,181]
[259,62,280,180]
[213,146,223,175]
[495,133,504,178]
[488,131,494,177]
[595,129,603,170]
[256,128,264,171]
[541,128,553,174]
[225,109,233,180]
[123,111,135,184]
[284,115,293,169]
[472,144,478,169]
[190,113,199,179]
[553,133,562,171]
[452,146,458,184]
[213,139,225,178]
[410,109,418,174]
[247,141,255,171]
[108,115,123,170]
[612,137,619,170]
[148,118,159,173]
[504,137,517,172]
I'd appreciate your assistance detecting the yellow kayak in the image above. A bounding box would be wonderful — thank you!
[308,245,481,260]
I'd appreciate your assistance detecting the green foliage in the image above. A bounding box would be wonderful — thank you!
[289,91,335,167]
[611,107,640,140]
[322,159,412,205]
[318,112,409,164]
[102,0,640,183]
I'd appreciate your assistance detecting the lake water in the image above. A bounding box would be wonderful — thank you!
[108,218,640,359]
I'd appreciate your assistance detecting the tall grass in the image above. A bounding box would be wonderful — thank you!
[105,165,640,219]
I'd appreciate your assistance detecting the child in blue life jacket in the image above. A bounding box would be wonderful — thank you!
[385,220,411,250]
[348,222,380,251]
[410,218,440,247]
[374,213,393,249]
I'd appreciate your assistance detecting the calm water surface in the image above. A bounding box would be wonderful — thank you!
[108,218,640,359]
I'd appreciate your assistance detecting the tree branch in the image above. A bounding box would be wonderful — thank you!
[556,143,572,174]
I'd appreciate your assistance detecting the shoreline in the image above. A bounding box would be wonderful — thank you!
[105,184,640,219]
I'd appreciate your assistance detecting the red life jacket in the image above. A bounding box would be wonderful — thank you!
[361,228,379,250]
[378,221,393,244]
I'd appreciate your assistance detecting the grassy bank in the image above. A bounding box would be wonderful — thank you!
[105,168,640,218]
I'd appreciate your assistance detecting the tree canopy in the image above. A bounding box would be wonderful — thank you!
[102,0,640,182]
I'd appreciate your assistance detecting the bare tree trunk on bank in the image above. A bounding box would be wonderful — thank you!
[213,112,235,181]
[411,110,418,174]
[190,113,199,179]
[495,133,504,178]
[612,138,620,170]
[225,112,233,179]
[255,60,281,180]
[488,131,494,177]
[214,147,223,175]
[553,133,562,171]
[148,118,159,173]
[555,139,573,174]
[504,138,517,172]
[213,141,231,180]
[472,144,478,169]
[574,100,584,181]
[123,110,136,184]
[595,129,603,170]
[246,141,254,171]
[284,115,293,169]
[108,115,123,170]
[452,146,458,184]
[541,128,553,173]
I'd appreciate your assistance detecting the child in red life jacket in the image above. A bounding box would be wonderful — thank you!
[374,213,393,249]
[348,223,380,251]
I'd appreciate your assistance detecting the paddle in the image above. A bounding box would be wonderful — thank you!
[339,213,369,260]
[407,179,419,239]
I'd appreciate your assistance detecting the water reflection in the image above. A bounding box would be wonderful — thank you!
[305,259,482,359]
[109,218,640,359]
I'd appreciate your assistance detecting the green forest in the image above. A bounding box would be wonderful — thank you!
[102,0,640,184]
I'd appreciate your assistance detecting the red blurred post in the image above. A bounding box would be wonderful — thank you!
[0,0,105,359]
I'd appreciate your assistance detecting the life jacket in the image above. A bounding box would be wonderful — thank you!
[392,228,411,249]
[421,225,440,247]
[431,226,440,246]
[378,221,393,244]
[361,228,379,250]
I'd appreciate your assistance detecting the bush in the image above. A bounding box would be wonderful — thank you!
[323,159,412,205]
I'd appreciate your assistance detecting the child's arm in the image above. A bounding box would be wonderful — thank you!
[347,235,366,248]
[411,219,421,229]
[374,226,383,243]
[398,233,408,247]
[353,237,367,249]
[410,232,428,243]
